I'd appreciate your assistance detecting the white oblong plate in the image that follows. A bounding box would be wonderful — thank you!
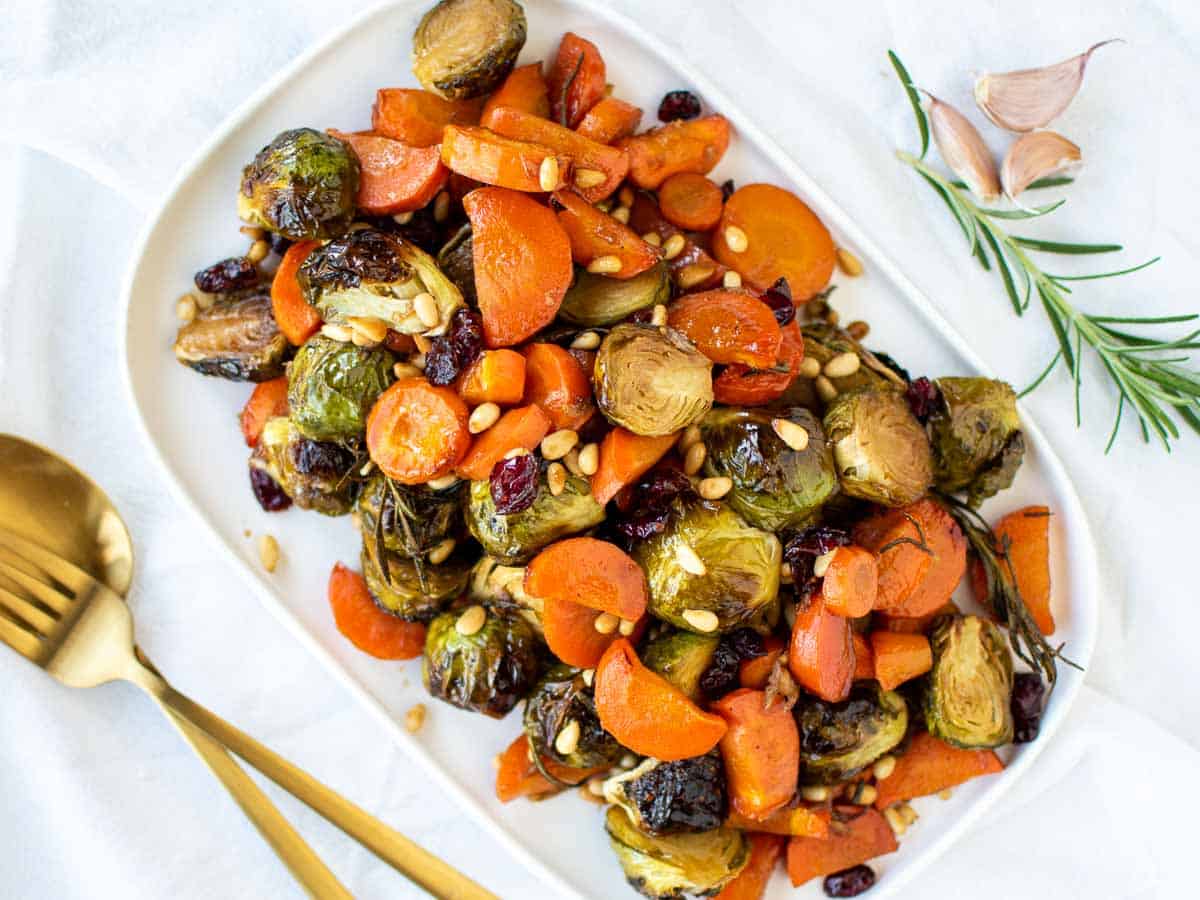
[120,1,1099,897]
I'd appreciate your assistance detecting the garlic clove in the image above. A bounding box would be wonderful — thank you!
[927,94,1001,202]
[1001,131,1082,200]
[974,40,1119,133]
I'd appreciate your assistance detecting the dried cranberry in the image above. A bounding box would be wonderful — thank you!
[249,466,291,512]
[269,233,293,255]
[720,179,735,201]
[423,338,460,386]
[761,277,796,326]
[906,376,940,423]
[490,454,539,515]
[424,308,485,386]
[291,439,354,478]
[1011,672,1045,743]
[658,90,702,122]
[699,629,767,699]
[194,256,260,294]
[612,465,694,541]
[783,526,852,594]
[823,864,876,897]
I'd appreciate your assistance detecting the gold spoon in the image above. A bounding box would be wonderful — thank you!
[0,433,496,899]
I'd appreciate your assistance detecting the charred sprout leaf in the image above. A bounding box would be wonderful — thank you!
[287,334,394,443]
[795,682,908,785]
[559,262,670,328]
[174,290,289,382]
[255,417,356,516]
[422,608,539,718]
[466,556,543,637]
[436,224,477,306]
[604,753,727,836]
[357,472,461,557]
[524,664,623,769]
[361,538,468,622]
[928,377,1025,507]
[926,614,1014,748]
[640,630,720,702]
[237,127,358,240]
[411,0,526,99]
[604,806,748,900]
[594,324,713,436]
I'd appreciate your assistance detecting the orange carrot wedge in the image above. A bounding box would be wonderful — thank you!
[525,537,648,622]
[591,428,679,504]
[521,342,595,429]
[457,349,527,406]
[714,320,805,407]
[789,595,856,703]
[547,32,606,128]
[971,505,1055,635]
[576,97,643,144]
[715,833,786,900]
[328,563,426,660]
[873,731,1004,809]
[667,289,782,368]
[541,595,644,669]
[372,88,481,147]
[441,125,571,193]
[329,130,448,215]
[869,632,933,691]
[552,189,660,278]
[618,115,732,189]
[821,546,878,618]
[481,63,550,122]
[366,378,471,484]
[786,809,897,886]
[456,404,552,481]
[659,172,724,231]
[713,689,800,821]
[270,240,323,346]
[726,806,831,839]
[240,377,289,447]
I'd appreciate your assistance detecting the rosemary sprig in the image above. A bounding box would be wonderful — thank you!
[889,51,1200,451]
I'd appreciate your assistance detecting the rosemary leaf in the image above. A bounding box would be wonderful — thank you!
[978,198,1066,220]
[1018,351,1062,398]
[981,224,1021,315]
[1052,256,1160,281]
[1012,236,1123,254]
[888,50,929,158]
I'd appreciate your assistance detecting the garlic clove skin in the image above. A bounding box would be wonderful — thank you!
[974,40,1119,133]
[927,95,1001,202]
[1001,131,1082,200]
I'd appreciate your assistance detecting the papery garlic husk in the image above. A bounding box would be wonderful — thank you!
[927,95,1001,202]
[974,40,1119,133]
[1001,131,1082,200]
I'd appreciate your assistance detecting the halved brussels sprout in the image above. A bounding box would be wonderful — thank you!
[174,290,289,382]
[559,262,670,328]
[926,614,1014,748]
[436,224,477,306]
[287,334,394,443]
[524,664,623,770]
[823,385,934,507]
[641,630,719,702]
[795,682,908,785]
[237,127,359,239]
[422,607,539,718]
[928,377,1025,507]
[358,472,462,558]
[467,556,543,637]
[299,228,464,336]
[633,496,780,634]
[605,806,748,900]
[594,324,713,437]
[411,0,526,99]
[254,417,356,516]
[700,406,838,532]
[466,467,605,565]
[604,753,727,836]
[361,539,469,622]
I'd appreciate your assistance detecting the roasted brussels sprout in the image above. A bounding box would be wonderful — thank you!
[927,377,1025,507]
[357,472,461,557]
[237,127,359,240]
[422,608,539,718]
[559,262,670,328]
[411,0,526,99]
[605,807,748,900]
[254,417,356,515]
[594,324,713,437]
[524,664,623,769]
[823,386,934,507]
[466,467,605,565]
[287,335,393,443]
[467,556,543,636]
[299,228,464,336]
[361,539,469,622]
[641,630,719,702]
[795,682,909,785]
[174,290,289,382]
[436,224,476,306]
[604,753,727,836]
[700,406,838,532]
[926,614,1014,748]
[633,496,780,634]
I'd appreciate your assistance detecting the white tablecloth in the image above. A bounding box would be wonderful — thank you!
[2,0,1198,896]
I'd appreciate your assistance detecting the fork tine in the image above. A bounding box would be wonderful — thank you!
[0,558,73,615]
[0,526,93,595]
[0,583,57,635]
[0,606,43,660]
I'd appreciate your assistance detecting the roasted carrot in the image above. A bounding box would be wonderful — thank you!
[821,546,878,618]
[481,62,550,122]
[456,404,552,481]
[366,378,471,484]
[240,377,289,447]
[875,604,958,635]
[971,505,1054,635]
[659,172,724,231]
[328,563,426,660]
[328,130,448,215]
[713,689,800,821]
[739,635,786,690]
[852,632,875,681]
[494,733,607,803]
[371,88,481,147]
[714,320,805,407]
[713,183,836,298]
[873,731,1004,809]
[667,290,782,368]
[441,125,571,193]
[521,342,595,429]
[726,806,831,839]
[270,240,323,346]
[789,595,856,703]
[595,638,728,761]
[618,115,732,189]
[714,833,786,900]
[542,594,643,668]
[525,537,648,622]
[547,32,606,128]
[786,809,898,887]
[869,632,933,691]
[591,428,679,504]
[576,97,643,145]
[626,191,728,290]
[457,348,527,406]
[464,187,574,348]
[552,189,660,278]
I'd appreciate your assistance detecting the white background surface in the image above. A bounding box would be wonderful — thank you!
[1,1,1198,897]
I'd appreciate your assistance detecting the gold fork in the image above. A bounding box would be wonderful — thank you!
[0,525,496,900]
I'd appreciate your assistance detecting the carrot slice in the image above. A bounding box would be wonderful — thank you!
[481,62,550,122]
[714,833,786,900]
[526,537,648,622]
[875,604,957,634]
[618,115,732,189]
[786,809,898,886]
[727,806,831,839]
[591,428,679,505]
[852,632,875,681]
[576,97,643,145]
[788,595,856,703]
[270,240,323,346]
[713,689,799,821]
[328,130,448,215]
[627,191,728,291]
[371,88,481,147]
[971,505,1054,635]
[441,125,571,193]
[659,172,724,231]
[738,635,786,690]
[456,404,552,481]
[873,731,1004,809]
[869,632,933,691]
[240,377,289,447]
[328,563,426,660]
[552,189,660,278]
[494,734,607,802]
[668,290,782,368]
[714,319,805,407]
[366,378,470,484]
[542,595,641,668]
[821,546,878,618]
[463,187,574,348]
[457,348,527,406]
[547,32,606,128]
[521,342,595,429]
[595,638,727,761]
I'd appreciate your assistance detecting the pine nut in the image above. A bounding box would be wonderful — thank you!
[884,807,907,836]
[772,418,810,452]
[780,562,793,581]
[619,186,635,208]
[427,474,459,490]
[587,255,622,275]
[349,316,388,344]
[723,225,749,253]
[239,225,266,240]
[846,320,870,340]
[554,719,581,756]
[574,167,606,188]
[455,605,486,636]
[594,612,619,634]
[503,446,530,459]
[800,785,829,803]
[662,233,686,260]
[586,774,607,797]
[563,448,584,477]
[258,534,280,573]
[413,333,433,353]
[852,783,878,805]
[539,156,560,192]
[321,323,353,342]
[823,352,861,379]
[683,441,706,475]
[594,198,613,213]
[176,294,197,323]
[404,703,426,734]
[678,424,702,452]
[392,211,414,225]
[547,462,567,496]
[580,668,595,687]
[675,542,706,576]
[433,190,451,223]
[620,753,638,769]
[698,476,733,500]
[812,549,836,578]
[798,357,821,379]
[676,263,714,289]
[815,375,838,403]
[611,206,630,224]
[897,802,918,826]
[194,291,216,310]
[413,292,440,329]
[469,402,501,434]
[428,538,456,565]
[570,331,601,350]
[618,618,636,636]
[722,270,742,289]
[650,304,668,327]
[837,247,864,276]
[642,231,662,247]
[359,460,375,476]
[351,329,375,348]
[682,608,719,632]
[541,429,579,460]
[393,362,423,380]
[492,754,503,771]
[246,239,271,264]
[577,442,599,476]
[872,755,897,780]
[937,789,953,801]
[411,352,427,370]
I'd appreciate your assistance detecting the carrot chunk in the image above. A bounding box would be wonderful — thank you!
[659,172,724,231]
[576,97,643,145]
[713,689,800,821]
[852,632,875,681]
[441,125,571,193]
[521,342,595,430]
[457,349,527,406]
[456,404,552,481]
[328,130,448,215]
[547,32,606,128]
[726,806,831,839]
[714,320,805,407]
[786,809,898,886]
[372,88,481,147]
[270,240,323,346]
[619,115,732,189]
[481,63,550,122]
[552,189,660,278]
[869,632,933,691]
[788,595,856,703]
[494,733,607,803]
[738,635,786,690]
[366,378,471,484]
[714,833,786,900]
[240,377,289,447]
[667,289,782,368]
[541,594,644,669]
[525,537,648,622]
[591,428,679,505]
[971,505,1055,635]
[820,546,878,618]
[328,563,426,660]
[873,731,1004,809]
